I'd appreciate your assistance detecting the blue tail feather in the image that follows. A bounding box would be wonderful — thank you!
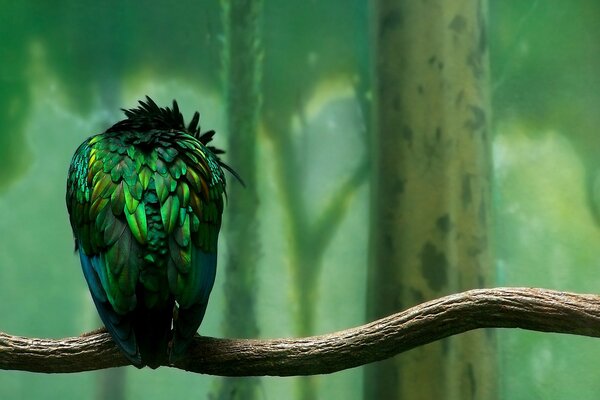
[171,248,217,360]
[79,248,142,367]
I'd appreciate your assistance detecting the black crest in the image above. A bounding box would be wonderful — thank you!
[107,96,244,185]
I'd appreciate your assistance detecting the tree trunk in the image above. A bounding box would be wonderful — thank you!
[216,0,262,399]
[365,1,495,399]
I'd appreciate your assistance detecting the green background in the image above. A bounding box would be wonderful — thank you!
[1,1,599,399]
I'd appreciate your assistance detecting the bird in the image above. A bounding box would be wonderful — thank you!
[66,96,240,368]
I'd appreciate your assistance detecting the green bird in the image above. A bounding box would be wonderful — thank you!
[66,97,240,368]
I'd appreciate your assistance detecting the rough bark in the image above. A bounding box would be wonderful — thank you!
[2,288,600,375]
[366,0,494,398]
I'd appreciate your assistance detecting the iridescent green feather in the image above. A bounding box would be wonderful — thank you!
[66,97,238,368]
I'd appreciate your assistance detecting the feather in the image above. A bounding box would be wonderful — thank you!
[123,184,140,215]
[104,215,127,246]
[177,182,190,209]
[139,167,152,190]
[188,111,200,134]
[160,195,180,234]
[125,201,147,244]
[110,181,126,216]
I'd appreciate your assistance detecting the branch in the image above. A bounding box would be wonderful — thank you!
[2,287,600,374]
[311,159,369,254]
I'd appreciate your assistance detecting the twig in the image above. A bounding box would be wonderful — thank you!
[2,287,600,374]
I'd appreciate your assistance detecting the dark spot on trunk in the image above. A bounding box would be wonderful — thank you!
[380,9,402,37]
[436,214,451,234]
[467,50,484,78]
[448,15,467,34]
[420,241,448,292]
[464,106,485,132]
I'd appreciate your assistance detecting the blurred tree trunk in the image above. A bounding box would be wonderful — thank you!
[364,1,495,399]
[216,0,262,399]
[97,367,125,400]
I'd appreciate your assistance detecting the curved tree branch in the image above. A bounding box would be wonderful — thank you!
[2,287,600,374]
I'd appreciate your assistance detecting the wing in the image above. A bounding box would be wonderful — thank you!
[162,135,226,358]
[66,135,144,367]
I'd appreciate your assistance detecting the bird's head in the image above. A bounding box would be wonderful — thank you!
[106,96,244,185]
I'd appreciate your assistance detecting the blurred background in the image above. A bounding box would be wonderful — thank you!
[1,0,599,399]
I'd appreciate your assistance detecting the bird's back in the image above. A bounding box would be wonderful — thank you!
[67,98,228,367]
